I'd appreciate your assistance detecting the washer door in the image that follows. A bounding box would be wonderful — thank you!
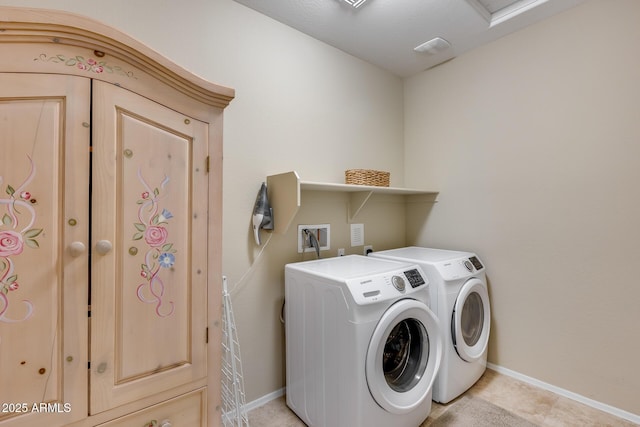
[452,278,490,362]
[366,299,442,414]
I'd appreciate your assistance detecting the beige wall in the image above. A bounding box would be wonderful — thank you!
[2,0,637,418]
[0,0,405,403]
[405,0,640,415]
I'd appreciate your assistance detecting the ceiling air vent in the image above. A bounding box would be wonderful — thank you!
[414,37,451,55]
[341,0,369,8]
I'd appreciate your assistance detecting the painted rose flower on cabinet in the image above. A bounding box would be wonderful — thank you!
[0,230,24,257]
[0,157,43,324]
[143,225,168,248]
[132,168,177,317]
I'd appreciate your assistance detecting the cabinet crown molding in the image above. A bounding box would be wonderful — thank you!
[0,6,234,108]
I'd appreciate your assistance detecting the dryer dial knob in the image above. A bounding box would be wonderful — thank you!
[464,260,474,272]
[392,275,406,292]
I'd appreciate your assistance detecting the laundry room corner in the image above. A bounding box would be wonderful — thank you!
[403,0,640,416]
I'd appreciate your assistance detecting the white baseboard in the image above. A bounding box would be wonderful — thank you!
[244,387,285,413]
[487,363,640,425]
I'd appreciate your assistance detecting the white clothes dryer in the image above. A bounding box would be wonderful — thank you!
[370,247,490,404]
[285,255,443,427]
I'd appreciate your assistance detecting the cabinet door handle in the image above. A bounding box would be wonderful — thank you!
[95,240,113,255]
[69,241,86,257]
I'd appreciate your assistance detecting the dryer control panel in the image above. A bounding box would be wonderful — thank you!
[346,266,428,305]
[436,255,485,281]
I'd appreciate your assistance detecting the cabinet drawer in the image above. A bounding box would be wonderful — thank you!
[97,389,205,427]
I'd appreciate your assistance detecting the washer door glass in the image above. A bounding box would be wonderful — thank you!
[384,318,428,392]
[366,299,442,415]
[452,278,490,362]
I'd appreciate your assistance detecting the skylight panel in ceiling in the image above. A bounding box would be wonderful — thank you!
[478,0,526,14]
[467,0,541,26]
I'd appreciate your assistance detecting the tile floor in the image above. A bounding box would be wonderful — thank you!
[248,369,638,427]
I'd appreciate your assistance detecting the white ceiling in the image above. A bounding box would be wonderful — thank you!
[232,0,587,77]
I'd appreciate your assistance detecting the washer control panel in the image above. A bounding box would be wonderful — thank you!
[404,268,426,288]
[391,275,405,292]
[346,266,428,305]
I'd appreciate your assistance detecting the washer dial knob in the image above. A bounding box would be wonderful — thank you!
[392,275,406,292]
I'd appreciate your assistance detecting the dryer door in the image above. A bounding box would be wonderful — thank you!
[366,299,442,414]
[452,278,490,362]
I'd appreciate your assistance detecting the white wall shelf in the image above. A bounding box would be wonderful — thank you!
[265,171,438,234]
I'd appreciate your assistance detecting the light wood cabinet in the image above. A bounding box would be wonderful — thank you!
[0,7,233,427]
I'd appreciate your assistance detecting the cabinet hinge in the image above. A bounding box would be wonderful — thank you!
[206,327,209,343]
[206,156,210,173]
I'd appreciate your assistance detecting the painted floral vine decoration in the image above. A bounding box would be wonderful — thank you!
[35,53,137,78]
[133,168,176,317]
[0,156,42,325]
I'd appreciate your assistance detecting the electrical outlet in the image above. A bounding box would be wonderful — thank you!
[364,245,373,256]
[337,248,345,257]
[297,224,331,253]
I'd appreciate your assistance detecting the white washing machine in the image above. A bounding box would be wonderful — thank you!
[370,247,490,404]
[285,255,443,427]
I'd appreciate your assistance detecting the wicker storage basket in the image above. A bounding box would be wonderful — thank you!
[345,169,390,187]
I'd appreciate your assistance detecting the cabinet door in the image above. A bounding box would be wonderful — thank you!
[90,81,208,413]
[0,74,90,426]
